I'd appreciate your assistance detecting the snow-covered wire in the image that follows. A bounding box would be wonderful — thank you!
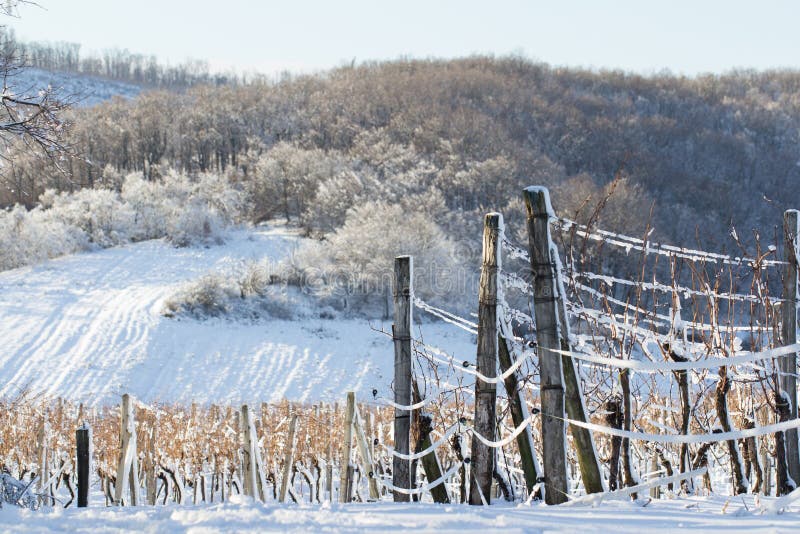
[380,422,464,460]
[570,270,785,304]
[376,462,462,495]
[540,343,800,373]
[554,216,786,267]
[413,297,478,335]
[415,338,536,385]
[374,395,437,411]
[564,467,708,506]
[550,412,800,444]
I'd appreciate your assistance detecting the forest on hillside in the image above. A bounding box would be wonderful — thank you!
[5,56,799,239]
[2,54,800,311]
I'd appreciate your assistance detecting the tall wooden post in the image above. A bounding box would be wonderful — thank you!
[470,213,501,505]
[524,187,568,504]
[782,209,799,484]
[392,256,413,502]
[340,392,356,503]
[76,424,91,508]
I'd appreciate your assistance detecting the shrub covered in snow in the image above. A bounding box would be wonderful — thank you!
[286,200,467,313]
[0,169,245,272]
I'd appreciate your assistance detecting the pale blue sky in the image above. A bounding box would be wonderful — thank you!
[7,0,800,76]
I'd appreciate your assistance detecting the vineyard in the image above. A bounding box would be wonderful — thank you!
[2,186,800,519]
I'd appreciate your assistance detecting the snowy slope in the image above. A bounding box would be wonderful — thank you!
[0,226,474,406]
[14,67,142,106]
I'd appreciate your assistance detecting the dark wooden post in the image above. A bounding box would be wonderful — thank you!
[392,256,412,502]
[782,209,799,483]
[76,423,91,508]
[524,187,568,504]
[470,213,501,505]
[498,335,541,497]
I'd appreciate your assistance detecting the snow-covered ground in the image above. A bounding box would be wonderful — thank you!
[15,67,142,106]
[1,495,799,533]
[0,225,473,406]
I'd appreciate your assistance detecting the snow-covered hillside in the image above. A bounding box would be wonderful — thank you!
[14,67,141,106]
[0,225,473,406]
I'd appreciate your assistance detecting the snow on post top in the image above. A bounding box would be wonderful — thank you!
[523,186,554,217]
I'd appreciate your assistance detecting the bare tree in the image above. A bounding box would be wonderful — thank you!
[0,1,71,184]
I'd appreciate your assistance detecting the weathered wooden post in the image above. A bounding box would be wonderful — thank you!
[339,392,356,503]
[76,423,91,508]
[240,405,258,499]
[37,418,49,507]
[470,213,501,505]
[524,187,568,504]
[393,256,413,502]
[498,334,541,497]
[279,411,298,503]
[353,404,381,501]
[782,209,799,483]
[114,394,139,506]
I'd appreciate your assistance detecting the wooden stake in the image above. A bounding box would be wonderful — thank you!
[76,424,91,508]
[524,187,568,504]
[37,418,49,507]
[279,411,299,503]
[782,209,799,483]
[114,394,139,506]
[392,256,413,502]
[240,405,258,499]
[470,213,501,505]
[498,335,541,498]
[353,404,380,500]
[340,392,356,503]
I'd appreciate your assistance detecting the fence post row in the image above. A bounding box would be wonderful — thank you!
[470,213,501,505]
[523,187,569,505]
[392,256,413,502]
[782,209,800,484]
[76,423,91,508]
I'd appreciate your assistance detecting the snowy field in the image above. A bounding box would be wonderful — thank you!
[1,495,800,533]
[0,225,474,406]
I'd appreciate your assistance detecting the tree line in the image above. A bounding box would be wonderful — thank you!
[0,27,242,88]
[5,55,800,261]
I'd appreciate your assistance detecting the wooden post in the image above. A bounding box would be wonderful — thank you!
[548,219,605,496]
[782,209,799,484]
[340,392,356,503]
[145,425,157,506]
[279,411,298,503]
[76,424,91,508]
[240,405,258,499]
[392,256,413,502]
[114,394,139,506]
[353,405,381,501]
[524,187,568,504]
[470,213,501,505]
[37,418,49,506]
[497,335,541,497]
[417,413,451,503]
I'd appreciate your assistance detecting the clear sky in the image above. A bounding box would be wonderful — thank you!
[6,0,800,76]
